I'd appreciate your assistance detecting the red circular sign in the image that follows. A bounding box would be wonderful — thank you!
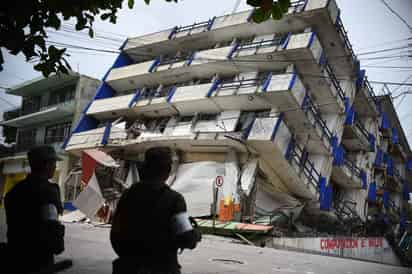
[215,176,224,188]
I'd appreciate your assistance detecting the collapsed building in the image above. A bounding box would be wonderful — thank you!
[62,0,412,248]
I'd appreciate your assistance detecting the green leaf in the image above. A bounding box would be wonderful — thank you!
[128,0,134,9]
[144,0,150,5]
[278,0,290,13]
[100,13,111,20]
[252,7,271,23]
[46,14,61,30]
[247,0,262,7]
[271,3,283,20]
[88,28,94,38]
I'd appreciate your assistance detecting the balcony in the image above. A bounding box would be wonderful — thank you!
[385,158,402,192]
[106,30,345,105]
[123,0,356,77]
[353,74,379,117]
[86,94,136,120]
[66,123,128,154]
[342,118,372,152]
[88,70,334,156]
[334,199,363,224]
[247,117,320,200]
[384,196,401,223]
[261,74,333,154]
[332,157,364,189]
[388,127,408,160]
[1,100,75,128]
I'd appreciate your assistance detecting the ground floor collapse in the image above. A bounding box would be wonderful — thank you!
[58,133,407,260]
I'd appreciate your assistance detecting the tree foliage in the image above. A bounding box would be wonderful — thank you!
[248,0,291,22]
[0,0,287,77]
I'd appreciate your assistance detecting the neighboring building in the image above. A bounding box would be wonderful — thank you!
[64,0,411,237]
[0,72,100,204]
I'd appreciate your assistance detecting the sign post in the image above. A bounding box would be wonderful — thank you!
[213,176,224,232]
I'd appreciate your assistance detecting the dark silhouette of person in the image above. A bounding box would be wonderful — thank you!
[110,147,201,274]
[4,146,66,273]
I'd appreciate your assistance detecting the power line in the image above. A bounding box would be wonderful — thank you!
[391,74,412,96]
[369,80,412,86]
[0,94,19,109]
[356,37,411,51]
[362,65,412,69]
[357,46,410,56]
[380,0,412,30]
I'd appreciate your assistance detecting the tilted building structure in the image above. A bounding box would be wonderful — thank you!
[64,0,411,236]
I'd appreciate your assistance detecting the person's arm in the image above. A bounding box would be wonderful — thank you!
[172,194,201,250]
[38,184,65,255]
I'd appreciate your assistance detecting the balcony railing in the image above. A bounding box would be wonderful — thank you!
[354,119,370,142]
[335,15,356,64]
[344,158,362,179]
[5,100,75,120]
[289,0,308,13]
[218,77,264,90]
[334,199,361,221]
[302,95,334,143]
[39,100,75,111]
[324,62,345,102]
[363,77,379,108]
[169,18,215,39]
[388,199,400,214]
[235,34,289,52]
[286,141,321,194]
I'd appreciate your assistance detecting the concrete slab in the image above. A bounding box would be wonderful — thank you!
[56,223,410,274]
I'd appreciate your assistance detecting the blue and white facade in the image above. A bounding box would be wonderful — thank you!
[65,0,411,234]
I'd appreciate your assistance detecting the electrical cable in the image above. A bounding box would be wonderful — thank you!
[380,0,412,30]
[356,37,411,51]
[0,94,20,108]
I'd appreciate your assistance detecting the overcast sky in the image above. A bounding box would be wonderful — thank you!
[0,0,411,142]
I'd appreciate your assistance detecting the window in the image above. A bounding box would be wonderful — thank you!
[48,85,75,106]
[21,97,40,115]
[179,116,194,123]
[45,122,72,144]
[236,36,254,45]
[197,113,218,121]
[17,129,37,151]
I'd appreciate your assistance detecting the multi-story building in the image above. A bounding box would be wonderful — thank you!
[64,0,411,236]
[0,72,99,203]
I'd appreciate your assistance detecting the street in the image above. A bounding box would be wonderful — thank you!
[56,223,410,274]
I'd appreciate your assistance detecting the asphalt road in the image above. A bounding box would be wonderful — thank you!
[53,223,411,274]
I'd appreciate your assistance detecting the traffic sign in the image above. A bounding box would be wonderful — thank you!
[215,176,224,188]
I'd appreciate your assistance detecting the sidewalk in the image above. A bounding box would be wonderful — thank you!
[57,223,411,274]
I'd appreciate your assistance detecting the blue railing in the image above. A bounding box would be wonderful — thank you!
[169,17,215,39]
[335,15,356,64]
[236,35,287,52]
[289,0,308,13]
[302,95,334,144]
[324,62,346,103]
[286,141,321,193]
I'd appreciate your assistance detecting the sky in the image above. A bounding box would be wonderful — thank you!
[0,0,411,142]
